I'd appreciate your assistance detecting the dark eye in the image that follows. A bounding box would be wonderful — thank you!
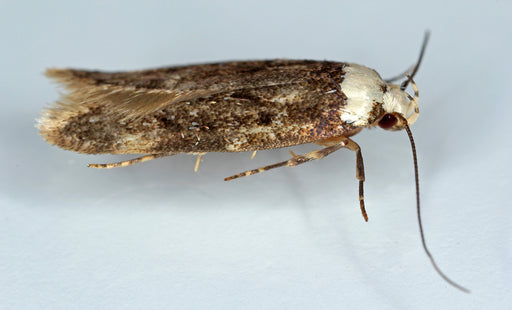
[378,113,398,129]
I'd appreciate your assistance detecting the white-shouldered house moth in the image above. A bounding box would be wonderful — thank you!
[37,31,469,292]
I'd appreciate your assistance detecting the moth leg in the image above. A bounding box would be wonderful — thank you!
[88,154,172,169]
[224,143,346,181]
[251,151,257,160]
[226,138,368,221]
[194,153,206,172]
[316,137,366,221]
[346,139,367,222]
[315,137,367,221]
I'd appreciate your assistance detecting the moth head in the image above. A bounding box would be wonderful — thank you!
[378,74,419,131]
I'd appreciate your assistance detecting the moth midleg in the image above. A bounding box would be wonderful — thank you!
[194,153,206,172]
[224,142,346,181]
[315,137,367,221]
[250,151,257,160]
[88,153,173,169]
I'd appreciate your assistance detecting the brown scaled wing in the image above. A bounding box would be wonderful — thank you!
[40,60,358,154]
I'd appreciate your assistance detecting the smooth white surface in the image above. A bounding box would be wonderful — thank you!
[1,1,511,309]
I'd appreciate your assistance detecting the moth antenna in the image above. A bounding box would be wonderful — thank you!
[399,30,431,91]
[384,64,415,83]
[397,115,470,293]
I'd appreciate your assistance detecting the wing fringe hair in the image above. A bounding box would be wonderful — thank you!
[43,68,217,118]
[38,68,220,142]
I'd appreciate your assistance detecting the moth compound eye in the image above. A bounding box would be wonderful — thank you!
[378,113,398,129]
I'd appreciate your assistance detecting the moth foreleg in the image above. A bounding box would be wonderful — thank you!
[315,137,367,222]
[224,143,345,181]
[88,153,173,169]
[345,139,367,222]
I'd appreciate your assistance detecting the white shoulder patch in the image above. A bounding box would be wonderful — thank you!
[339,63,385,126]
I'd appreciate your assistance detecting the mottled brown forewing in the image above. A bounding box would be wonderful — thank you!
[41,60,358,154]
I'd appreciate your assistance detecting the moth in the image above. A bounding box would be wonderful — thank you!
[38,32,468,292]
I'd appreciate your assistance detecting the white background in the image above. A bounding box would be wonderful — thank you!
[1,1,511,309]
